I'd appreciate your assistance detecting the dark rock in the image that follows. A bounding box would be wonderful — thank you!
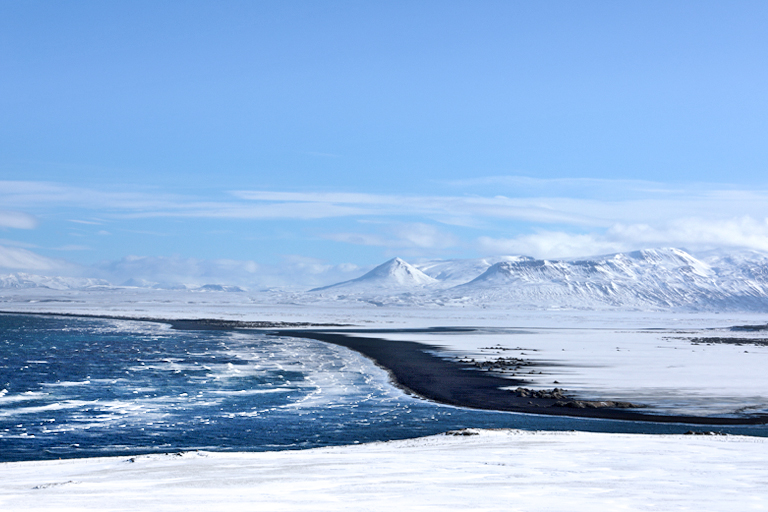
[446,429,480,436]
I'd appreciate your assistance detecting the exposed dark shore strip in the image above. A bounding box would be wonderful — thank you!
[272,330,768,426]
[3,311,766,425]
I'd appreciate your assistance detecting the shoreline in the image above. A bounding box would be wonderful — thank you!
[3,310,767,426]
[272,329,768,426]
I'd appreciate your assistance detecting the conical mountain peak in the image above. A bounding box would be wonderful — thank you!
[311,257,437,292]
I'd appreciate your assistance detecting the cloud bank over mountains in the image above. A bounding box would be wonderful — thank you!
[3,177,768,288]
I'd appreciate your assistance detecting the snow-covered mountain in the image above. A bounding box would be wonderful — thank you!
[312,248,768,311]
[5,249,768,312]
[310,257,437,293]
[434,248,768,310]
[0,273,113,290]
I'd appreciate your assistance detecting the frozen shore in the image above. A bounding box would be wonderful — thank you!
[2,429,766,511]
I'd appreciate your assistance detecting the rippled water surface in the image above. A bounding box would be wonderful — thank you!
[1,314,765,462]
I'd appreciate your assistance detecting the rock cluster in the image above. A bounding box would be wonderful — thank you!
[511,387,642,409]
[457,357,539,374]
[512,387,568,400]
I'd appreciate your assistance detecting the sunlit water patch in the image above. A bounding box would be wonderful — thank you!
[1,314,766,462]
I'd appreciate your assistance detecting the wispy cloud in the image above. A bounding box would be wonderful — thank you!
[4,178,768,261]
[0,210,37,230]
[478,233,626,260]
[5,179,768,228]
[232,187,768,230]
[68,219,104,225]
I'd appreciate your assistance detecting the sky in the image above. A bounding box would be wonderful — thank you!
[2,1,768,288]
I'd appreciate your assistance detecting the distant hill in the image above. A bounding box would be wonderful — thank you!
[311,257,437,293]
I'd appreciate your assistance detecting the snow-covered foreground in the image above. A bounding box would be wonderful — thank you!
[1,429,766,511]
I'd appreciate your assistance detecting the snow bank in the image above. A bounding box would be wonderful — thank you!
[1,429,765,511]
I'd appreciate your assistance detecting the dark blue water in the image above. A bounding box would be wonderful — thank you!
[1,313,766,462]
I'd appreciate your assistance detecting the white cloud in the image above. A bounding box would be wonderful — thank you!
[0,210,37,229]
[478,216,768,259]
[606,217,768,252]
[478,233,626,260]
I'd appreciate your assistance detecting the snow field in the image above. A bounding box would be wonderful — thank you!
[1,429,765,511]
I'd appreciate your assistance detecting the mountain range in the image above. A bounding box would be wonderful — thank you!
[310,248,768,311]
[3,248,768,311]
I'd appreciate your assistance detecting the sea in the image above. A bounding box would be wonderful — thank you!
[1,313,766,463]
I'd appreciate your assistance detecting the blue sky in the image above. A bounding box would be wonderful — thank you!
[2,1,768,287]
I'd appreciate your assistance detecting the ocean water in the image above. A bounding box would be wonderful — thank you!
[1,313,766,462]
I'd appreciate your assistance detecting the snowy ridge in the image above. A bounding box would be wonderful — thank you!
[444,248,717,309]
[314,248,768,311]
[310,257,437,293]
[442,248,768,310]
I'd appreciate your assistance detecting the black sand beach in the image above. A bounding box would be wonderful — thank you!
[272,328,768,426]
